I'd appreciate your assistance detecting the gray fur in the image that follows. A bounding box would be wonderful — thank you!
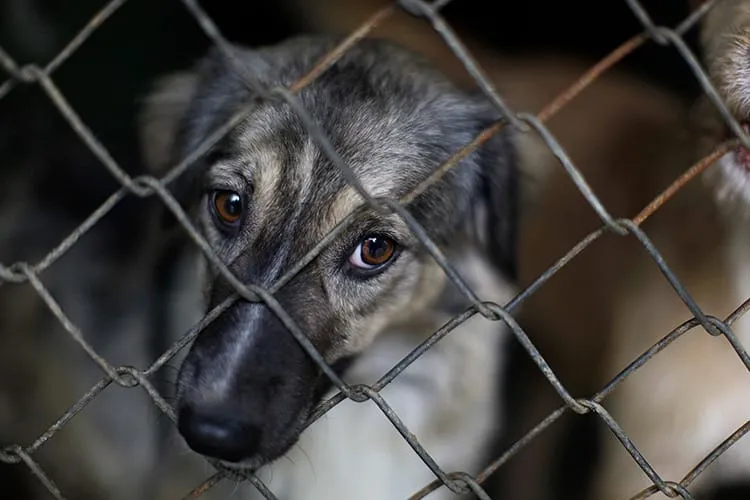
[140,34,522,495]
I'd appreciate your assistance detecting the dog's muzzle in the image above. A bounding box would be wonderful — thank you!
[175,301,322,464]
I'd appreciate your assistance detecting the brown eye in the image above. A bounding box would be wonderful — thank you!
[212,191,244,225]
[349,236,396,270]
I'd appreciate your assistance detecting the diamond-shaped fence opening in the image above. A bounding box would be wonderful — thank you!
[0,0,747,499]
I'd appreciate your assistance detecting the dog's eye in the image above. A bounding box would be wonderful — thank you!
[349,236,397,270]
[212,190,244,226]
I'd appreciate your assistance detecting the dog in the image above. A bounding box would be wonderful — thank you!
[0,1,704,498]
[138,34,526,499]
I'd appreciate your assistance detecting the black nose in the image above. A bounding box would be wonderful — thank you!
[177,406,261,462]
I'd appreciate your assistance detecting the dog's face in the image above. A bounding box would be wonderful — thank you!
[140,36,518,468]
[696,0,750,211]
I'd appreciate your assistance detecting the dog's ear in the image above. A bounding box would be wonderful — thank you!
[472,116,520,282]
[466,100,547,283]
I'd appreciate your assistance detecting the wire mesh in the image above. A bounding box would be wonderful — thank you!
[0,0,747,499]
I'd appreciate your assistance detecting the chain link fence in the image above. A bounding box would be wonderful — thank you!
[0,0,747,498]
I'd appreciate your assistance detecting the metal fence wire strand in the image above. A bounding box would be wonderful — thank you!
[0,0,749,499]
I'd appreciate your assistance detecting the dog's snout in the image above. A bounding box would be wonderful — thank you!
[178,405,261,462]
[174,301,324,464]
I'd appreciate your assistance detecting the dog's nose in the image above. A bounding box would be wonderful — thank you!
[178,406,261,462]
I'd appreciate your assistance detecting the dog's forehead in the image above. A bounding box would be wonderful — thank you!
[212,125,421,243]
[200,44,481,249]
[209,97,449,215]
[211,43,462,176]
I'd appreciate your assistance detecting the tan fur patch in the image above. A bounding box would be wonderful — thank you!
[321,182,407,241]
[325,186,365,231]
[252,148,284,221]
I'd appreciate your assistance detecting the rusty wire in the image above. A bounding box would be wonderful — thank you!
[0,0,748,499]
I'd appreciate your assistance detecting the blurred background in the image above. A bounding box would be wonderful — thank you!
[0,0,699,205]
[0,1,714,499]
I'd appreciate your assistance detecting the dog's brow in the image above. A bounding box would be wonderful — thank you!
[326,185,365,230]
[205,143,234,166]
[251,148,289,227]
[325,172,404,222]
[206,162,251,191]
[319,190,411,242]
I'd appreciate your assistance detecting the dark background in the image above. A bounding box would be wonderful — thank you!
[0,0,698,189]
